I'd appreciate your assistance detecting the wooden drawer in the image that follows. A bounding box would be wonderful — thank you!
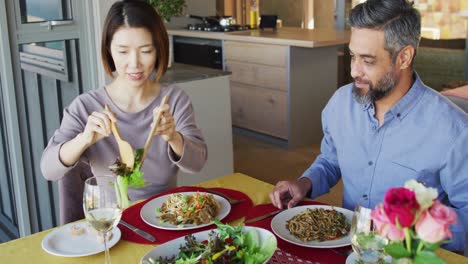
[230,82,288,139]
[224,41,288,67]
[225,60,287,91]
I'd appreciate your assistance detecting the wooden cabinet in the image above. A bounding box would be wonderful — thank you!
[225,40,289,140]
[224,41,287,67]
[225,61,287,91]
[224,40,339,147]
[230,82,288,139]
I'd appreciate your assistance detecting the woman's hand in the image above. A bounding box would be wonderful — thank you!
[152,104,177,141]
[152,104,184,156]
[59,108,116,167]
[81,109,117,146]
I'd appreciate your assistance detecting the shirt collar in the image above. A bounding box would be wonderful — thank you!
[388,72,426,121]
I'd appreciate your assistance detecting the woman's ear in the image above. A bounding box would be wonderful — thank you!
[397,45,415,70]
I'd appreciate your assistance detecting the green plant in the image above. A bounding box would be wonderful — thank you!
[147,0,187,22]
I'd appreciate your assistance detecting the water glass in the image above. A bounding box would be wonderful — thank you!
[350,198,388,263]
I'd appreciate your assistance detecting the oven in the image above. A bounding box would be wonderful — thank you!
[173,36,223,69]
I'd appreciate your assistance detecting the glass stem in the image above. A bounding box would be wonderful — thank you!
[103,232,111,264]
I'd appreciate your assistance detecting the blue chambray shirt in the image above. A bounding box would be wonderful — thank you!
[301,73,468,251]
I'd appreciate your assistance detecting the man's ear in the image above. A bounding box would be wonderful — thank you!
[397,45,415,70]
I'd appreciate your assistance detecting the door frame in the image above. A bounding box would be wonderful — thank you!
[0,0,103,237]
[0,0,31,237]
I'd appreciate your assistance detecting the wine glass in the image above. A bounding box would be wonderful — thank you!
[83,176,122,264]
[350,198,388,263]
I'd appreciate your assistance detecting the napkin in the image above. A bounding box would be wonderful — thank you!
[268,247,316,263]
[245,201,349,264]
[119,186,253,244]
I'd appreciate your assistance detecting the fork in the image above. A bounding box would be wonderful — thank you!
[203,188,244,205]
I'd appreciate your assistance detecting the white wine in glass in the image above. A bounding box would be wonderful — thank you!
[350,199,388,263]
[84,176,122,264]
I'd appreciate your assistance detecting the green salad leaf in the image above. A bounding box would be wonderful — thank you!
[109,148,145,209]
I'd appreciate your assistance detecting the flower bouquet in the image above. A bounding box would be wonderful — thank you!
[371,180,457,264]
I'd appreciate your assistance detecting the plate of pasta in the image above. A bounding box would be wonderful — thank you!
[140,192,231,230]
[270,205,353,248]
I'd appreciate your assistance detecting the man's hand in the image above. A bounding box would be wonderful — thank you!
[269,178,312,209]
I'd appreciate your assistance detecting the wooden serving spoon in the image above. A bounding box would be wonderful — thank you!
[141,95,169,166]
[105,104,135,170]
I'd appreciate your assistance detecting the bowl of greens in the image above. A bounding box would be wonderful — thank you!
[140,221,277,264]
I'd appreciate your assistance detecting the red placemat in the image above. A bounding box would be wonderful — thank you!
[246,201,350,264]
[119,186,253,244]
[268,247,316,264]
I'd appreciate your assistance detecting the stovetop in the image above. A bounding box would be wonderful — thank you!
[186,23,251,32]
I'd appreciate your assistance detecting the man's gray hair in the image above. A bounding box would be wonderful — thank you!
[349,0,421,62]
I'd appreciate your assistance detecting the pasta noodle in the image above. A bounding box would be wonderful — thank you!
[157,192,221,226]
[286,208,350,242]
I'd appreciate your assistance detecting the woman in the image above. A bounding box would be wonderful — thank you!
[41,0,207,219]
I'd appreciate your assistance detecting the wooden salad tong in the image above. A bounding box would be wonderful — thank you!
[141,95,169,166]
[105,104,135,170]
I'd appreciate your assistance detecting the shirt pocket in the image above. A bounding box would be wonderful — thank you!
[389,159,439,188]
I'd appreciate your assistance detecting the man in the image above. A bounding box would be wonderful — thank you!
[270,0,468,251]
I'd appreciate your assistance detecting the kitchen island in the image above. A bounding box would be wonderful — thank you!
[168,27,350,147]
[161,64,233,185]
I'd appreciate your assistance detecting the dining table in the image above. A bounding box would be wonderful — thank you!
[1,173,466,263]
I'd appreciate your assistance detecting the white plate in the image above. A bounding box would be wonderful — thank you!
[41,221,121,257]
[140,192,231,230]
[271,205,353,248]
[140,226,276,264]
[346,252,392,264]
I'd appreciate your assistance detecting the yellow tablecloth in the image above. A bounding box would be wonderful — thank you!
[1,173,466,263]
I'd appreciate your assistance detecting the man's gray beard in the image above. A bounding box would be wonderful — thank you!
[352,69,398,105]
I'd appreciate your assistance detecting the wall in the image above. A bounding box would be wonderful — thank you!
[260,0,303,27]
[186,0,216,16]
[313,0,334,29]
[259,0,335,29]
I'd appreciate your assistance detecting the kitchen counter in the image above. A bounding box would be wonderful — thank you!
[167,27,350,48]
[161,63,230,85]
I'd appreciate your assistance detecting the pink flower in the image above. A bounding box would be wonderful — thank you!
[371,204,405,241]
[383,188,419,227]
[415,200,457,243]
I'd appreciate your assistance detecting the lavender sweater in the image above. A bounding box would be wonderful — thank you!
[41,85,207,202]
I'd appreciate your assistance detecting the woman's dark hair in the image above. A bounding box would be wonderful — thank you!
[101,0,169,81]
[349,0,421,63]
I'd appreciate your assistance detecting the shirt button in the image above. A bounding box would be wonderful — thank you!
[397,113,401,117]
[368,161,373,166]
